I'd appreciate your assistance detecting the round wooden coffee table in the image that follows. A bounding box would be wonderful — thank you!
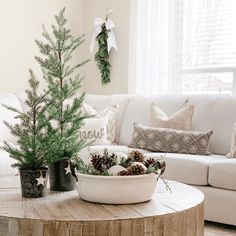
[0,175,204,236]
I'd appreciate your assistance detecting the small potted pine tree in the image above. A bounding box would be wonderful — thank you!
[2,73,50,198]
[35,8,89,191]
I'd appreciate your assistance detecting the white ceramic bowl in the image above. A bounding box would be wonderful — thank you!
[76,173,158,204]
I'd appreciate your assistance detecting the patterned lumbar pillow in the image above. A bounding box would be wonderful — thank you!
[130,123,213,155]
[151,103,194,130]
[82,103,119,144]
[78,117,110,145]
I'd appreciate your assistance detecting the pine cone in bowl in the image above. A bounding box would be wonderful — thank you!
[127,164,145,175]
[128,150,145,163]
[144,158,156,168]
[91,151,118,172]
[91,154,104,172]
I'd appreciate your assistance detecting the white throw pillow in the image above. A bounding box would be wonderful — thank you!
[82,103,119,144]
[84,94,131,143]
[150,103,194,131]
[78,117,110,145]
[227,122,236,158]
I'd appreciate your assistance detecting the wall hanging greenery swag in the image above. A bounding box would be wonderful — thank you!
[90,8,118,85]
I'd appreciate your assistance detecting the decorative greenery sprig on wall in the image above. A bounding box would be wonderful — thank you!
[95,23,111,85]
[90,8,118,85]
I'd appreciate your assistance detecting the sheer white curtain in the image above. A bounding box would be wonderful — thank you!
[129,0,236,95]
[129,0,181,95]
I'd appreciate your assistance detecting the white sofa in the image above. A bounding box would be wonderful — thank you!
[1,93,236,225]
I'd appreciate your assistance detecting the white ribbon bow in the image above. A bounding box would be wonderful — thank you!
[90,17,118,54]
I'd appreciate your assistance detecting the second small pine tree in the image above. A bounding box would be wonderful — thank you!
[35,8,89,163]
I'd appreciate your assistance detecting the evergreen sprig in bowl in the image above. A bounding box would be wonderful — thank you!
[75,149,168,204]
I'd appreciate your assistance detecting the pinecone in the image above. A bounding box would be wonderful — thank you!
[127,164,145,175]
[91,151,118,172]
[118,170,129,176]
[128,150,145,163]
[144,158,156,168]
[91,154,104,172]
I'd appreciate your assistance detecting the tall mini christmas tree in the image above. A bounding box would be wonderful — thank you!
[35,8,89,163]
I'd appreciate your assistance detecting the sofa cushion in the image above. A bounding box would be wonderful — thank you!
[209,159,236,191]
[119,95,189,145]
[188,95,236,155]
[0,94,23,144]
[159,153,225,186]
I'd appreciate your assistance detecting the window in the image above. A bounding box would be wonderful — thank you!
[182,0,236,95]
[182,72,233,95]
[131,0,236,95]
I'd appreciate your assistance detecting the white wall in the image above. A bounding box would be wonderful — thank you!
[0,0,84,93]
[82,0,132,95]
[0,0,132,95]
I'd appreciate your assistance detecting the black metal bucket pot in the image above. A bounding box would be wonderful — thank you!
[19,168,48,198]
[49,159,76,191]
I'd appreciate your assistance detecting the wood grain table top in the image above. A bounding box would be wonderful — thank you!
[0,175,204,222]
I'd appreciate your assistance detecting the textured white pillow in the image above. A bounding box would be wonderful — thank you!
[82,103,119,144]
[84,94,131,143]
[150,103,194,131]
[79,117,110,145]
